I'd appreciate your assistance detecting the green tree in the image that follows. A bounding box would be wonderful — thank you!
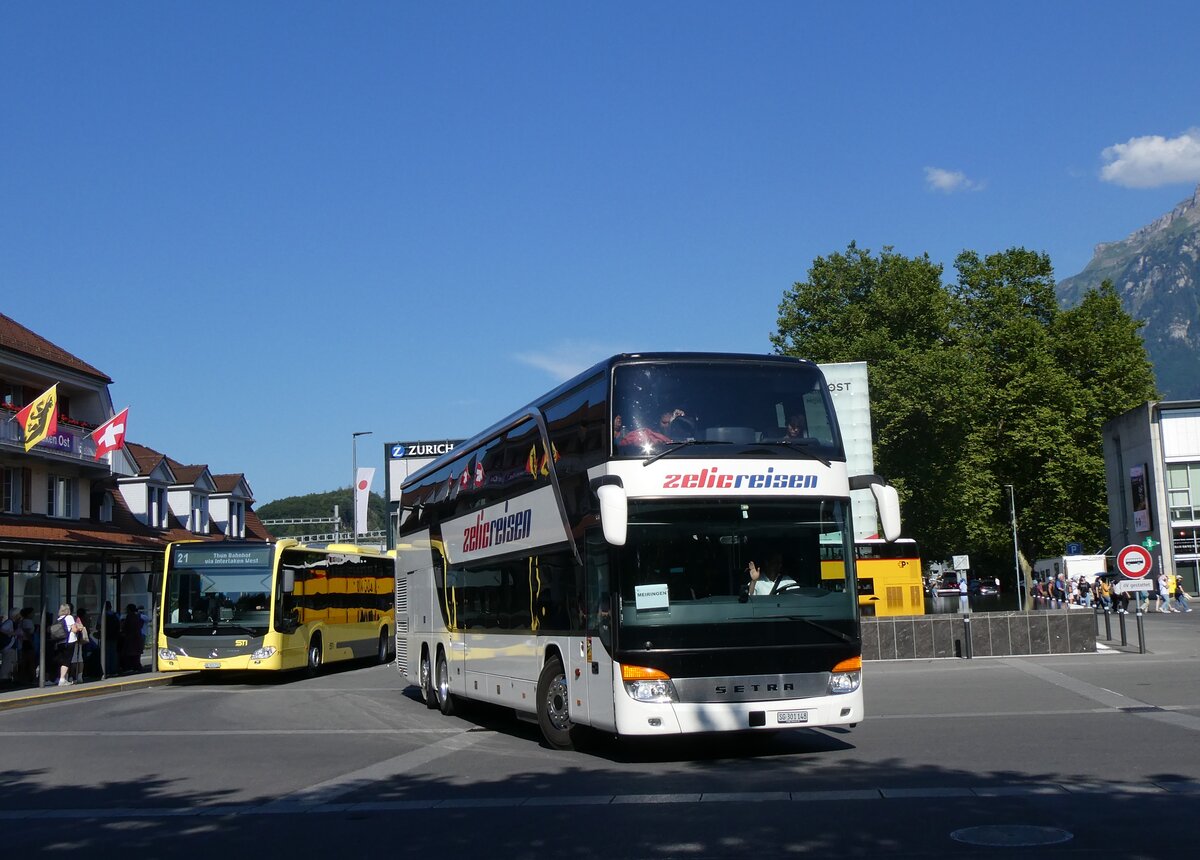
[772,244,1157,578]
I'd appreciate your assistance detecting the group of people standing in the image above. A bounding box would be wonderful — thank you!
[0,601,148,688]
[1030,571,1192,614]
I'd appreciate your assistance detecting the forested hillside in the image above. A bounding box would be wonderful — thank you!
[257,489,387,537]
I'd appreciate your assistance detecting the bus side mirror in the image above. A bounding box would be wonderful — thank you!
[282,568,295,594]
[592,477,627,546]
[871,483,902,542]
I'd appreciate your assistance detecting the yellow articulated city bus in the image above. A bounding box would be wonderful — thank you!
[822,538,924,616]
[158,540,394,673]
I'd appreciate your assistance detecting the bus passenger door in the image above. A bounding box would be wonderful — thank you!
[583,535,616,732]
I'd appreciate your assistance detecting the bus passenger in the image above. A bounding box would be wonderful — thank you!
[612,414,625,445]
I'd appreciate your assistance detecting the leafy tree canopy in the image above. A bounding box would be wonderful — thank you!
[772,244,1157,577]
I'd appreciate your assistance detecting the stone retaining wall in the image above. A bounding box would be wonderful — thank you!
[862,610,1097,660]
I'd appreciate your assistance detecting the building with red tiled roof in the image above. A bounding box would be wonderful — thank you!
[1,314,271,684]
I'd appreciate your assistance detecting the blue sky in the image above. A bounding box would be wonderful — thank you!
[4,2,1200,504]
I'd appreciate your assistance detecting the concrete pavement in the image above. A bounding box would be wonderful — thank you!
[0,604,1191,711]
[0,668,195,711]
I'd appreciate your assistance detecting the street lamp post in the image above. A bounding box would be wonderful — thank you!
[352,431,373,539]
[1004,484,1022,610]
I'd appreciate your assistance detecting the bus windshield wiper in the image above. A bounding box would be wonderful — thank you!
[757,441,831,466]
[210,623,261,636]
[785,615,855,645]
[642,439,730,466]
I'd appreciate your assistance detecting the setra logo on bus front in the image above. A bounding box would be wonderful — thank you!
[663,467,818,490]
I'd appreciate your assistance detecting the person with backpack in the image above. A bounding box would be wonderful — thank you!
[52,603,78,686]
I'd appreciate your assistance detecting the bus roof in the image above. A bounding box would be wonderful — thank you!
[400,351,820,490]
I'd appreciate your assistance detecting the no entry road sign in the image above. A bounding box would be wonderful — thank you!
[1116,544,1153,578]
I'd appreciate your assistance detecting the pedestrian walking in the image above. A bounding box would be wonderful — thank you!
[1158,572,1174,613]
[1174,576,1193,612]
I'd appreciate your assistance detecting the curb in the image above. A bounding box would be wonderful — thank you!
[0,672,198,712]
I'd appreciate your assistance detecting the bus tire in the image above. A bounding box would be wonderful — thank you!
[420,648,437,709]
[536,654,576,751]
[378,630,390,664]
[307,634,323,675]
[435,648,455,716]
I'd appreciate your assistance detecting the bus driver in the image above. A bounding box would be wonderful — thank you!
[747,554,798,596]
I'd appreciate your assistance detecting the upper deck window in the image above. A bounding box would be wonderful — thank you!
[611,360,843,460]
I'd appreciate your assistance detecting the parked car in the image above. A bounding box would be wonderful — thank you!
[969,576,1001,597]
[933,572,962,596]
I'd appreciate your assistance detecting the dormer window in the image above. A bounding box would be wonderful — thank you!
[228,500,245,539]
[98,492,113,523]
[190,493,209,534]
[148,485,168,529]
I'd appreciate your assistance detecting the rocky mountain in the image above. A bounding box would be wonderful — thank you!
[1057,183,1200,399]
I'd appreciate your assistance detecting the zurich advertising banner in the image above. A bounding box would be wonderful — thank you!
[819,361,877,540]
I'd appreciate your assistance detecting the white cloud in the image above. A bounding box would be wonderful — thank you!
[924,166,985,193]
[514,341,626,382]
[1100,129,1200,188]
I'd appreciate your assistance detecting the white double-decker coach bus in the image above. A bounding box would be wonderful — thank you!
[395,353,900,749]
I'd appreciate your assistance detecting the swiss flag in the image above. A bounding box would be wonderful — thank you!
[91,408,129,460]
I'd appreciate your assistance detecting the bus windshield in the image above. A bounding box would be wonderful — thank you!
[163,544,275,635]
[615,500,857,649]
[612,359,844,459]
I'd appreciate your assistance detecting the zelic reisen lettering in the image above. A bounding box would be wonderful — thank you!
[662,467,817,490]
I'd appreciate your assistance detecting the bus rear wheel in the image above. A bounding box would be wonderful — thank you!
[536,655,577,751]
[378,630,391,664]
[435,649,455,716]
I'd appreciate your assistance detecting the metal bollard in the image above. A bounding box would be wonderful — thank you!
[1103,608,1112,641]
[1135,607,1146,654]
[962,613,973,659]
[1118,609,1127,646]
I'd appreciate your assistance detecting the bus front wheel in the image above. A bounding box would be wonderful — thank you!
[536,655,577,751]
[435,649,455,716]
[378,630,391,664]
[307,635,323,675]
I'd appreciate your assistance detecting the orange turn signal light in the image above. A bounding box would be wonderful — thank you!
[621,664,671,682]
[832,656,862,673]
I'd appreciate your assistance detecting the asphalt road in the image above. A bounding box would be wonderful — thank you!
[2,608,1197,858]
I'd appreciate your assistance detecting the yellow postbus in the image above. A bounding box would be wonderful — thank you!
[158,540,394,673]
[823,538,924,616]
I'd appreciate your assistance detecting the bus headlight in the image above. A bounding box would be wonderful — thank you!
[828,656,862,694]
[159,648,179,661]
[251,646,277,660]
[621,664,679,703]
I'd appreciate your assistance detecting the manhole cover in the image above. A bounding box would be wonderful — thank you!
[951,825,1073,847]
